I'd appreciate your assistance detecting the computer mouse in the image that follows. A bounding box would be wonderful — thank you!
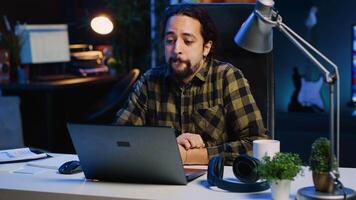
[58,160,82,174]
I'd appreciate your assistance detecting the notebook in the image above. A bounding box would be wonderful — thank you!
[67,123,206,185]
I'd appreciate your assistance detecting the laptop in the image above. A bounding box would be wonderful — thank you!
[67,123,206,185]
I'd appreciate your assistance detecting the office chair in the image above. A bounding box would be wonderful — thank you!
[167,3,274,134]
[83,68,140,123]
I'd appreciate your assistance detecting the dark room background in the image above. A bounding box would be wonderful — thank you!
[274,0,356,114]
[1,0,356,166]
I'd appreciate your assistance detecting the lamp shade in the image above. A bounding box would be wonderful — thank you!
[234,0,275,54]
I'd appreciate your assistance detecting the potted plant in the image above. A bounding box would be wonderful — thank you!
[309,137,337,193]
[258,152,303,200]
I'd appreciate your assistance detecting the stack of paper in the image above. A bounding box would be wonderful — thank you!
[0,148,48,164]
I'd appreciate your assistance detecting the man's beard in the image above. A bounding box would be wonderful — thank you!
[168,57,194,80]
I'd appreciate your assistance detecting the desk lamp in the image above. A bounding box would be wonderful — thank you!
[234,0,356,199]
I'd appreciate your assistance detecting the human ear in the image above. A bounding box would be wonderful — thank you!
[203,40,213,57]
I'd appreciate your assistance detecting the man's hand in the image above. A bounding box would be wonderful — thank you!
[178,144,187,164]
[176,133,205,150]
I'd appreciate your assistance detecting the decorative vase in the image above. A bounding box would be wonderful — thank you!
[312,171,334,193]
[271,179,291,200]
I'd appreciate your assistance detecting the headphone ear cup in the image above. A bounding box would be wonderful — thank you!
[207,156,270,193]
[233,154,260,183]
[207,156,224,186]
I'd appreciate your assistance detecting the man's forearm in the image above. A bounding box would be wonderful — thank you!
[185,148,209,165]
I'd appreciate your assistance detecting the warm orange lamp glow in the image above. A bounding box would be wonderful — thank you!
[90,16,114,35]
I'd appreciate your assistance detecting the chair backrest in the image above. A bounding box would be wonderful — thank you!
[85,69,140,123]
[167,3,274,132]
[0,96,24,149]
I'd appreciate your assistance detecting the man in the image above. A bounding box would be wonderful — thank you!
[116,4,268,165]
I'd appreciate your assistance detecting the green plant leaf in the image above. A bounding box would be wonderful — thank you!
[309,137,337,173]
[257,152,303,181]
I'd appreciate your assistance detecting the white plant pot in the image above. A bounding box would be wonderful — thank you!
[271,179,291,200]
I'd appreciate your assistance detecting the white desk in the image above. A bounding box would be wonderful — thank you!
[0,154,355,200]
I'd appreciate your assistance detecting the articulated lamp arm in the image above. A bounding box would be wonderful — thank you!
[254,9,340,169]
[235,0,356,197]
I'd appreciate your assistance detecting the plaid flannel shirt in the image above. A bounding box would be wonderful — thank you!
[116,59,268,163]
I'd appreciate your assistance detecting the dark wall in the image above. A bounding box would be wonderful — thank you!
[274,0,356,115]
[0,0,69,24]
[4,0,356,114]
[0,0,108,44]
[272,0,356,167]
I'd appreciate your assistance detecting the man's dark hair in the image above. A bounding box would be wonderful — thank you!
[160,4,218,59]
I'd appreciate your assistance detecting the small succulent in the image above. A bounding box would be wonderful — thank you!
[309,137,337,173]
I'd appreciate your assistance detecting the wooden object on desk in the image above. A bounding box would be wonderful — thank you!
[0,75,119,90]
